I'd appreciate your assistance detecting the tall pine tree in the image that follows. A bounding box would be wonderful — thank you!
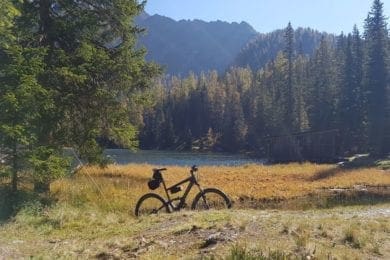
[364,0,389,156]
[284,22,295,131]
[25,0,159,162]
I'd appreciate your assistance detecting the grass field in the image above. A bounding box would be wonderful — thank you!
[0,205,389,259]
[52,163,390,213]
[0,163,389,259]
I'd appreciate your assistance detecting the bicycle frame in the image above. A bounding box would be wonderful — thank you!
[160,171,203,211]
[135,166,231,217]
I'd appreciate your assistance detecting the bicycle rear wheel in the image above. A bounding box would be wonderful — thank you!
[191,188,232,211]
[135,193,170,217]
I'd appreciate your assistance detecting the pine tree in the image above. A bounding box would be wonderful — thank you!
[272,52,289,133]
[21,0,160,162]
[221,73,248,151]
[350,26,365,147]
[337,27,365,153]
[0,1,67,191]
[284,22,295,131]
[293,55,310,131]
[307,37,337,131]
[364,0,389,156]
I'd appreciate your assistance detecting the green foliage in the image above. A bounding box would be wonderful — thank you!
[0,2,52,191]
[29,147,70,189]
[24,0,161,163]
[364,0,389,156]
[336,27,366,153]
[0,0,20,45]
[0,165,11,178]
[0,0,159,191]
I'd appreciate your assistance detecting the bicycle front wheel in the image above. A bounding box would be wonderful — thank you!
[191,188,232,211]
[135,193,170,217]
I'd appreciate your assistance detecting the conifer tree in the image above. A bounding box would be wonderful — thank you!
[22,0,160,162]
[337,27,365,153]
[0,1,66,191]
[284,22,295,131]
[293,54,310,131]
[307,36,337,131]
[364,0,389,155]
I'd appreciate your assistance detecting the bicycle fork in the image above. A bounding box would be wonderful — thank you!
[196,182,210,210]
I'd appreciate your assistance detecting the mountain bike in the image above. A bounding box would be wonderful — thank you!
[134,165,232,217]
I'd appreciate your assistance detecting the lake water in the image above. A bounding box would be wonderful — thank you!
[104,149,264,166]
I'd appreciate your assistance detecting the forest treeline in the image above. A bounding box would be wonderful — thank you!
[140,0,390,160]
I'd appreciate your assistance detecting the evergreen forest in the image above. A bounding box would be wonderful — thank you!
[140,1,390,162]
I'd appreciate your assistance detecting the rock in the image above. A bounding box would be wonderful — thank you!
[199,233,222,249]
[48,239,61,244]
[95,252,120,260]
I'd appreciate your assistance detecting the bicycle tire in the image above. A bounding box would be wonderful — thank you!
[191,188,232,210]
[135,193,170,217]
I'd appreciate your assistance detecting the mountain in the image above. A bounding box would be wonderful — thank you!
[136,14,336,75]
[234,28,336,71]
[136,13,258,75]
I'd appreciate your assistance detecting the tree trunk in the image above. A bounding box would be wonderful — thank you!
[11,143,17,192]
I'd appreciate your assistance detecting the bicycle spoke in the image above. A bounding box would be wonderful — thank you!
[192,188,232,211]
[201,194,210,209]
[135,193,169,217]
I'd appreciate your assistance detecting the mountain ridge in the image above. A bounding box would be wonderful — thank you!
[136,13,335,75]
[137,13,258,75]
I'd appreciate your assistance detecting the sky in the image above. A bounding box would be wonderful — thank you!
[145,0,390,34]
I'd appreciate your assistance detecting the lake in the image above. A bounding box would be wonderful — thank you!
[103,149,264,166]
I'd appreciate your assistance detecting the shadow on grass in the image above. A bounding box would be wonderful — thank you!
[310,167,345,181]
[237,188,390,210]
[0,184,53,223]
[311,154,389,181]
[319,188,390,208]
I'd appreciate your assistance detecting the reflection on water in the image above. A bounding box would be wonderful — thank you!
[104,150,264,166]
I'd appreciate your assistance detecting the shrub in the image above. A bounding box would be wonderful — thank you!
[29,147,70,192]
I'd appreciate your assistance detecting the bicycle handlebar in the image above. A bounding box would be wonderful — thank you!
[153,168,167,172]
[153,166,197,175]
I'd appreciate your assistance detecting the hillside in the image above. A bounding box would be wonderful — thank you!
[234,28,336,71]
[136,13,336,75]
[136,13,258,75]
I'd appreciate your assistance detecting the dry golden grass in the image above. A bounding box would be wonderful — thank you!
[51,163,390,215]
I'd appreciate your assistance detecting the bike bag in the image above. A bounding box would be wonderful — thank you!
[169,186,182,194]
[148,179,161,190]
